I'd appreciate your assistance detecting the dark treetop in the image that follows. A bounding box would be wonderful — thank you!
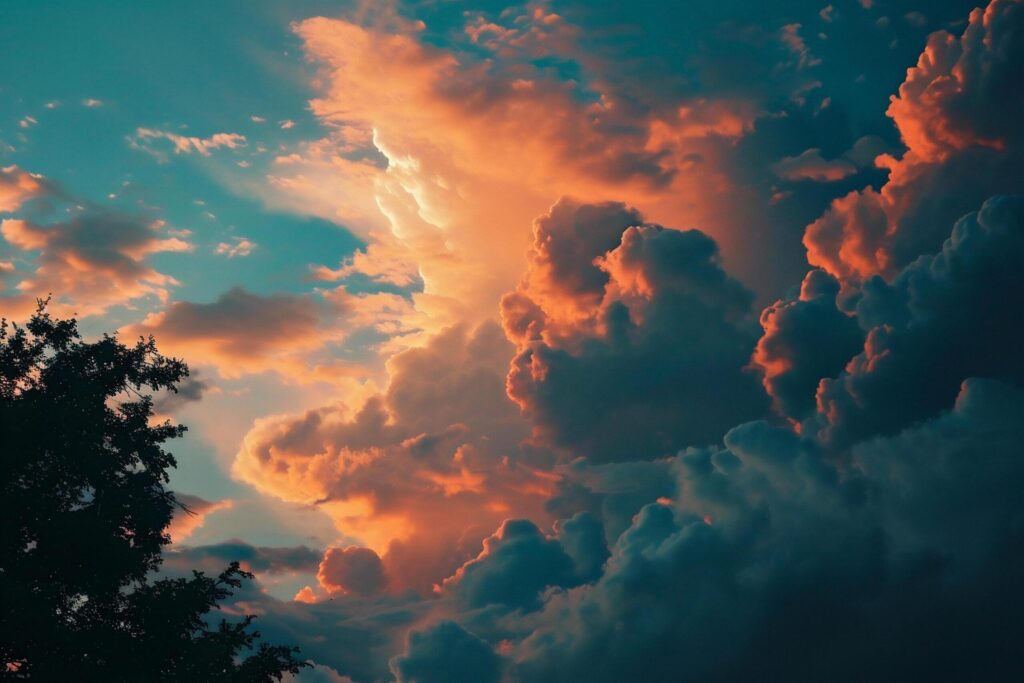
[0,303,309,681]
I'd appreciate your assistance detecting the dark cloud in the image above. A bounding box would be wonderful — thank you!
[319,546,388,596]
[166,539,320,575]
[772,147,857,182]
[512,376,1024,681]
[504,199,770,462]
[815,195,1024,445]
[752,269,864,420]
[390,621,503,683]
[553,512,609,583]
[443,519,577,611]
[152,370,211,413]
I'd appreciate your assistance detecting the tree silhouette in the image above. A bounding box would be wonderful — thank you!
[0,304,309,680]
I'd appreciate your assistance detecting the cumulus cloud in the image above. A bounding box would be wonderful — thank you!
[507,375,1024,680]
[318,546,388,596]
[71,4,1021,681]
[390,621,503,683]
[259,2,847,349]
[245,190,1024,681]
[442,519,577,610]
[804,0,1024,280]
[814,195,1024,445]
[503,199,769,461]
[0,211,190,318]
[233,322,555,593]
[752,269,863,420]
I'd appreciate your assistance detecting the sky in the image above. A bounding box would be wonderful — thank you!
[2,0,1024,680]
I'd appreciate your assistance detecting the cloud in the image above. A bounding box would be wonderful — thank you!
[166,493,233,544]
[152,370,212,414]
[0,166,47,214]
[751,269,863,420]
[311,238,421,288]
[214,236,257,258]
[510,373,1024,681]
[780,23,821,68]
[131,128,247,161]
[442,519,577,610]
[122,287,351,382]
[804,0,1024,280]
[390,621,503,683]
[503,199,769,461]
[233,322,555,594]
[772,148,857,182]
[0,211,190,318]
[258,3,842,348]
[318,546,388,596]
[814,195,1024,445]
[166,539,320,576]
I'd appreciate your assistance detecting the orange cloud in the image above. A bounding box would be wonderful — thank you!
[166,494,234,544]
[232,323,555,593]
[804,0,1024,281]
[260,10,771,348]
[122,287,356,383]
[0,166,46,213]
[0,213,190,318]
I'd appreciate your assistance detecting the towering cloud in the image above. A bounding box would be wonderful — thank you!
[804,0,1024,280]
[232,323,554,594]
[504,199,769,461]
[270,0,863,351]
[815,195,1024,445]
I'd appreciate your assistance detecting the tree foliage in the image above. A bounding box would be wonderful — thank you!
[0,304,309,680]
